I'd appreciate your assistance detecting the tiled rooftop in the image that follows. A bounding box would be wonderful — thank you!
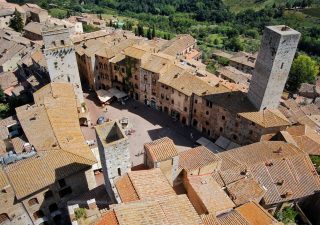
[6,83,96,199]
[144,137,178,162]
[217,141,320,205]
[101,194,202,225]
[186,174,235,215]
[115,168,176,202]
[239,109,290,128]
[179,146,221,173]
[226,178,266,206]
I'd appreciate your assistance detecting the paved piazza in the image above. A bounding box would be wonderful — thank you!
[81,92,204,166]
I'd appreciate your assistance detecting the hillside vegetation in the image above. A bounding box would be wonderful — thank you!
[9,0,320,74]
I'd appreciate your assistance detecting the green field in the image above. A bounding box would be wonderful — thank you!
[223,0,277,12]
[300,7,320,18]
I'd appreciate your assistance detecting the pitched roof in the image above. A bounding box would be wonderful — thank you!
[159,69,229,97]
[115,168,176,202]
[179,146,222,173]
[230,52,256,68]
[141,53,174,74]
[96,211,119,225]
[161,34,196,56]
[239,109,290,128]
[4,150,94,199]
[8,83,96,199]
[123,45,147,60]
[0,71,18,90]
[114,173,139,203]
[235,202,282,225]
[0,167,9,190]
[186,174,235,215]
[226,178,266,206]
[101,195,202,225]
[23,22,43,35]
[285,125,320,155]
[201,202,282,225]
[217,141,320,205]
[144,137,178,162]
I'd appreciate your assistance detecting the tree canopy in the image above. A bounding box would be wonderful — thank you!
[9,9,24,32]
[287,54,319,91]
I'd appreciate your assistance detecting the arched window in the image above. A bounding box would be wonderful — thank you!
[0,213,10,224]
[28,198,39,206]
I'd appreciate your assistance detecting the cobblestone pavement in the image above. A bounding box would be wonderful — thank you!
[81,93,204,166]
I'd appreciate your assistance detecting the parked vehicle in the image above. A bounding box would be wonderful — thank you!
[97,116,105,125]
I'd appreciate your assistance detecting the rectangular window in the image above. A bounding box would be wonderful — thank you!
[58,179,66,188]
[58,187,72,198]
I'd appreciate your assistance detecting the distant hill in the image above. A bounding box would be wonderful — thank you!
[223,0,320,12]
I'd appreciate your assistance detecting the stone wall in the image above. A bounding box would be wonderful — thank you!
[248,26,300,110]
[43,26,84,103]
[0,185,32,225]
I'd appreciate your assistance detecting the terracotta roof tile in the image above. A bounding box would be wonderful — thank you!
[6,83,96,199]
[286,125,320,155]
[128,168,176,200]
[186,174,235,215]
[114,174,139,203]
[105,194,202,225]
[226,178,266,206]
[0,167,9,190]
[235,202,282,225]
[239,109,290,128]
[217,141,320,205]
[161,34,196,56]
[179,146,222,173]
[96,210,119,225]
[144,137,178,162]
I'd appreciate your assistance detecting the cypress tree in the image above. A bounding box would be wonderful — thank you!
[9,9,24,32]
[147,28,152,40]
[152,25,156,38]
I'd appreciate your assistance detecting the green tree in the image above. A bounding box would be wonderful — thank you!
[137,24,144,37]
[225,37,243,52]
[287,54,319,91]
[0,103,9,119]
[9,9,24,32]
[147,27,152,40]
[152,25,156,38]
[0,86,5,102]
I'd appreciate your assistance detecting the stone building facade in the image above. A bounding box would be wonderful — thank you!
[144,137,180,186]
[0,178,33,225]
[42,25,84,104]
[95,121,131,203]
[19,169,95,225]
[74,25,297,146]
[248,25,301,110]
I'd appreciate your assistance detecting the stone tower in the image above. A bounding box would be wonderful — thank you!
[247,25,300,110]
[42,25,84,104]
[95,121,131,203]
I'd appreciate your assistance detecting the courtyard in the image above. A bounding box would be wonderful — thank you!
[81,92,204,166]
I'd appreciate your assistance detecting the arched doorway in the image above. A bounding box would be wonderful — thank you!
[192,119,198,127]
[181,117,186,125]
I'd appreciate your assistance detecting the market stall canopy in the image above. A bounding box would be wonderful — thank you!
[96,88,127,103]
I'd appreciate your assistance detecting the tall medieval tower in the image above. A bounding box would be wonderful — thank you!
[42,25,84,104]
[247,25,300,110]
